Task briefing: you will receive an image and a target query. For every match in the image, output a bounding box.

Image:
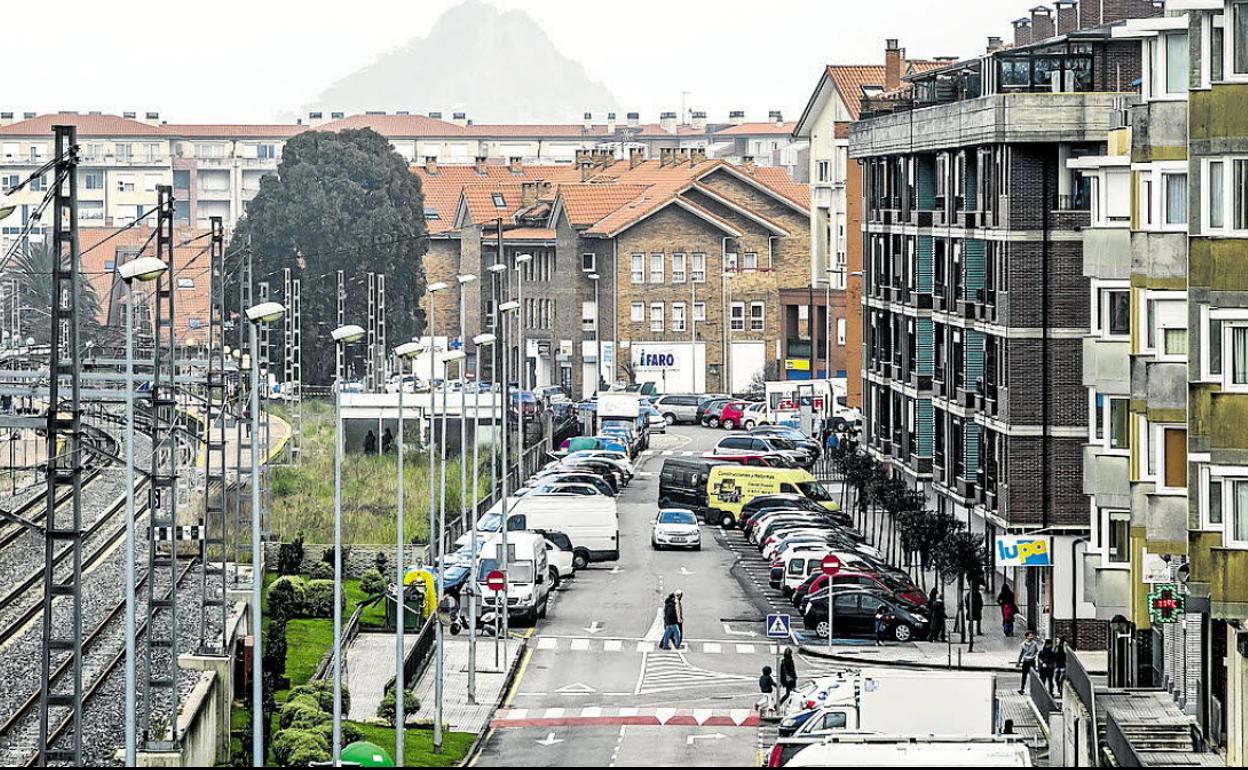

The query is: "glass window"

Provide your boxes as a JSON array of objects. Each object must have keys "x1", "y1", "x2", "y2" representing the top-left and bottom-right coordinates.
[
  {"x1": 1236, "y1": 2, "x2": 1248, "y2": 75},
  {"x1": 1230, "y1": 325, "x2": 1248, "y2": 388},
  {"x1": 1165, "y1": 32, "x2": 1190, "y2": 94},
  {"x1": 730, "y1": 303, "x2": 745, "y2": 332},
  {"x1": 691, "y1": 253, "x2": 706, "y2": 282},
  {"x1": 1211, "y1": 161, "x2": 1225, "y2": 229},
  {"x1": 1210, "y1": 478, "x2": 1224, "y2": 525},
  {"x1": 650, "y1": 303, "x2": 663, "y2": 332},
  {"x1": 649, "y1": 253, "x2": 664, "y2": 283},
  {"x1": 1211, "y1": 318, "x2": 1224, "y2": 376},
  {"x1": 1213, "y1": 23, "x2": 1226, "y2": 82},
  {"x1": 631, "y1": 254, "x2": 644, "y2": 284},
  {"x1": 581, "y1": 253, "x2": 595, "y2": 272},
  {"x1": 1104, "y1": 289, "x2": 1130, "y2": 337},
  {"x1": 1164, "y1": 328, "x2": 1188, "y2": 357},
  {"x1": 750, "y1": 302, "x2": 765, "y2": 332},
  {"x1": 672, "y1": 253, "x2": 686, "y2": 283},
  {"x1": 631, "y1": 302, "x2": 644, "y2": 322},
  {"x1": 1164, "y1": 173, "x2": 1187, "y2": 225},
  {"x1": 1235, "y1": 160, "x2": 1248, "y2": 230},
  {"x1": 693, "y1": 302, "x2": 706, "y2": 321},
  {"x1": 1107, "y1": 510, "x2": 1130, "y2": 563},
  {"x1": 1235, "y1": 480, "x2": 1248, "y2": 542},
  {"x1": 672, "y1": 302, "x2": 686, "y2": 332},
  {"x1": 1110, "y1": 397, "x2": 1130, "y2": 450},
  {"x1": 742, "y1": 253, "x2": 758, "y2": 271}
]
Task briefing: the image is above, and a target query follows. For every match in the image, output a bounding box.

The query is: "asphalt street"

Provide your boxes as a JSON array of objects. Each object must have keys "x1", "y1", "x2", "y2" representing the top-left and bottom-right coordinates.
[{"x1": 472, "y1": 424, "x2": 829, "y2": 767}]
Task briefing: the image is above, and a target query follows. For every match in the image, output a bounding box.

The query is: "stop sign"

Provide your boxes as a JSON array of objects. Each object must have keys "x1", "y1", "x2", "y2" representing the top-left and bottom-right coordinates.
[
  {"x1": 485, "y1": 569, "x2": 507, "y2": 593},
  {"x1": 821, "y1": 555, "x2": 842, "y2": 576}
]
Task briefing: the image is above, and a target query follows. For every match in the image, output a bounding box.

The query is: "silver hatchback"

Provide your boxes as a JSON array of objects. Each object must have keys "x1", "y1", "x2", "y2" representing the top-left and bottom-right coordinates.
[{"x1": 653, "y1": 394, "x2": 704, "y2": 425}]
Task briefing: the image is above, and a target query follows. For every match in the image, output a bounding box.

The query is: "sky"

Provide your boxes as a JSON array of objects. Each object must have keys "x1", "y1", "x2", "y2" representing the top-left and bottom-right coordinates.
[{"x1": 16, "y1": 0, "x2": 1021, "y2": 124}]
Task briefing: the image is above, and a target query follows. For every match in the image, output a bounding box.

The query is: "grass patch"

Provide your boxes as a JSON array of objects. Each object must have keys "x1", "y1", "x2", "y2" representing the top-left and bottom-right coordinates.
[
  {"x1": 268, "y1": 400, "x2": 493, "y2": 545},
  {"x1": 346, "y1": 723, "x2": 475, "y2": 767}
]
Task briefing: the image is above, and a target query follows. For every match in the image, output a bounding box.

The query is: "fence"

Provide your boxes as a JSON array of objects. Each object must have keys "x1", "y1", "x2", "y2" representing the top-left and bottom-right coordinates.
[
  {"x1": 1027, "y1": 667, "x2": 1059, "y2": 722},
  {"x1": 1104, "y1": 711, "x2": 1142, "y2": 767},
  {"x1": 311, "y1": 604, "x2": 364, "y2": 682}
]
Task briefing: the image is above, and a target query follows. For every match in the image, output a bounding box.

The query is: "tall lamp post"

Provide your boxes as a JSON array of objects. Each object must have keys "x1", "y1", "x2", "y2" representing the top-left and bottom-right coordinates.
[
  {"x1": 513, "y1": 254, "x2": 532, "y2": 472},
  {"x1": 456, "y1": 275, "x2": 478, "y2": 538},
  {"x1": 327, "y1": 323, "x2": 365, "y2": 764},
  {"x1": 486, "y1": 264, "x2": 507, "y2": 490},
  {"x1": 468, "y1": 332, "x2": 495, "y2": 703},
  {"x1": 588, "y1": 273, "x2": 601, "y2": 393},
  {"x1": 244, "y1": 300, "x2": 286, "y2": 768},
  {"x1": 116, "y1": 255, "x2": 168, "y2": 767},
  {"x1": 393, "y1": 339, "x2": 426, "y2": 761},
  {"x1": 496, "y1": 300, "x2": 521, "y2": 661},
  {"x1": 423, "y1": 281, "x2": 448, "y2": 754},
  {"x1": 722, "y1": 272, "x2": 736, "y2": 395}
]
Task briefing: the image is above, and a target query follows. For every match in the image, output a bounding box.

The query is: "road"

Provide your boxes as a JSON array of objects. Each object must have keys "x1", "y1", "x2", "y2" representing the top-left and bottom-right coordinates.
[{"x1": 473, "y1": 425, "x2": 834, "y2": 767}]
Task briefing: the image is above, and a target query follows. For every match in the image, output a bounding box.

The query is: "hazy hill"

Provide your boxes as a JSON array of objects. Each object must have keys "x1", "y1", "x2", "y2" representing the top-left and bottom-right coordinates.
[{"x1": 308, "y1": 0, "x2": 617, "y2": 123}]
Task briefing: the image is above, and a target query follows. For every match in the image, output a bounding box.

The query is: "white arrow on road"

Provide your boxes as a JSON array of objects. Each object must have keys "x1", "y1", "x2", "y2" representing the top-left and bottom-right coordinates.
[
  {"x1": 584, "y1": 621, "x2": 604, "y2": 634},
  {"x1": 556, "y1": 681, "x2": 597, "y2": 694},
  {"x1": 722, "y1": 622, "x2": 758, "y2": 637},
  {"x1": 536, "y1": 733, "x2": 564, "y2": 747},
  {"x1": 687, "y1": 733, "x2": 727, "y2": 745},
  {"x1": 679, "y1": 566, "x2": 695, "y2": 576}
]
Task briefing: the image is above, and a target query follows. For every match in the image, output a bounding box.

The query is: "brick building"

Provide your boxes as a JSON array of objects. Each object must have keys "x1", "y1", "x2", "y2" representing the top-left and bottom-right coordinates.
[
  {"x1": 413, "y1": 151, "x2": 809, "y2": 397},
  {"x1": 850, "y1": 16, "x2": 1145, "y2": 641}
]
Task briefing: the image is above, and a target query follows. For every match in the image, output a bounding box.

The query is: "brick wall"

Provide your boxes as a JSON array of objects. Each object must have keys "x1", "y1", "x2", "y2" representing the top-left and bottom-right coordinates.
[
  {"x1": 1052, "y1": 618, "x2": 1112, "y2": 651},
  {"x1": 846, "y1": 156, "x2": 866, "y2": 408},
  {"x1": 1096, "y1": 43, "x2": 1144, "y2": 92},
  {"x1": 1005, "y1": 240, "x2": 1091, "y2": 331},
  {"x1": 1032, "y1": 9, "x2": 1056, "y2": 42},
  {"x1": 1102, "y1": 0, "x2": 1163, "y2": 24},
  {"x1": 1003, "y1": 434, "x2": 1088, "y2": 527},
  {"x1": 1004, "y1": 338, "x2": 1086, "y2": 427}
]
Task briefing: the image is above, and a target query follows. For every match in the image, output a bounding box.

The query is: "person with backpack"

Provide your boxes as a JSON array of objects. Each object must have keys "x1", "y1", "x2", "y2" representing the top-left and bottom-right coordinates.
[{"x1": 997, "y1": 583, "x2": 1018, "y2": 637}]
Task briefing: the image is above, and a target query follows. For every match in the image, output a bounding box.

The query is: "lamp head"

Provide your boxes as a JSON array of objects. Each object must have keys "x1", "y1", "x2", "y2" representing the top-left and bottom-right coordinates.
[
  {"x1": 330, "y1": 324, "x2": 366, "y2": 343},
  {"x1": 499, "y1": 300, "x2": 520, "y2": 312},
  {"x1": 456, "y1": 273, "x2": 478, "y2": 285},
  {"x1": 443, "y1": 350, "x2": 467, "y2": 362},
  {"x1": 395, "y1": 341, "x2": 425, "y2": 358},
  {"x1": 587, "y1": 273, "x2": 600, "y2": 281},
  {"x1": 245, "y1": 301, "x2": 286, "y2": 324},
  {"x1": 472, "y1": 333, "x2": 496, "y2": 346},
  {"x1": 427, "y1": 281, "x2": 449, "y2": 293},
  {"x1": 117, "y1": 256, "x2": 168, "y2": 284},
  {"x1": 515, "y1": 253, "x2": 533, "y2": 264},
  {"x1": 487, "y1": 263, "x2": 508, "y2": 274}
]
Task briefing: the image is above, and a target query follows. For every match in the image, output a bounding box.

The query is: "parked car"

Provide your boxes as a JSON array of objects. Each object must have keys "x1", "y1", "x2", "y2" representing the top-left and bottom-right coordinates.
[
  {"x1": 653, "y1": 394, "x2": 704, "y2": 425},
  {"x1": 536, "y1": 530, "x2": 576, "y2": 586},
  {"x1": 740, "y1": 494, "x2": 855, "y2": 531},
  {"x1": 697, "y1": 397, "x2": 734, "y2": 426},
  {"x1": 750, "y1": 425, "x2": 822, "y2": 460},
  {"x1": 792, "y1": 570, "x2": 927, "y2": 613},
  {"x1": 742, "y1": 401, "x2": 769, "y2": 430},
  {"x1": 509, "y1": 390, "x2": 542, "y2": 417},
  {"x1": 711, "y1": 435, "x2": 809, "y2": 468},
  {"x1": 717, "y1": 400, "x2": 756, "y2": 431},
  {"x1": 642, "y1": 404, "x2": 667, "y2": 434},
  {"x1": 802, "y1": 589, "x2": 929, "y2": 641},
  {"x1": 525, "y1": 472, "x2": 616, "y2": 497},
  {"x1": 658, "y1": 456, "x2": 731, "y2": 511},
  {"x1": 651, "y1": 508, "x2": 702, "y2": 551},
  {"x1": 527, "y1": 482, "x2": 604, "y2": 497}
]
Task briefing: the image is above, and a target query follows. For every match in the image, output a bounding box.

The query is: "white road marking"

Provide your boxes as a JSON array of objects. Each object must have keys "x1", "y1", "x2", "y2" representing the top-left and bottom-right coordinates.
[
  {"x1": 536, "y1": 732, "x2": 564, "y2": 747},
  {"x1": 570, "y1": 638, "x2": 590, "y2": 651},
  {"x1": 603, "y1": 639, "x2": 623, "y2": 652},
  {"x1": 735, "y1": 644, "x2": 757, "y2": 655},
  {"x1": 537, "y1": 637, "x2": 559, "y2": 650},
  {"x1": 702, "y1": 642, "x2": 722, "y2": 654}
]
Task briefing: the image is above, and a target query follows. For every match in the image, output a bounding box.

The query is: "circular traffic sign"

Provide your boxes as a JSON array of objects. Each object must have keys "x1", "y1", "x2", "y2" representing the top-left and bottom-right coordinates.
[
  {"x1": 821, "y1": 554, "x2": 842, "y2": 576},
  {"x1": 485, "y1": 569, "x2": 507, "y2": 593}
]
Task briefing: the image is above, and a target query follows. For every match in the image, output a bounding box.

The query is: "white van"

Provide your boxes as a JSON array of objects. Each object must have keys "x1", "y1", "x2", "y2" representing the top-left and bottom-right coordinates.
[
  {"x1": 778, "y1": 549, "x2": 872, "y2": 594},
  {"x1": 506, "y1": 494, "x2": 619, "y2": 569},
  {"x1": 476, "y1": 531, "x2": 551, "y2": 625}
]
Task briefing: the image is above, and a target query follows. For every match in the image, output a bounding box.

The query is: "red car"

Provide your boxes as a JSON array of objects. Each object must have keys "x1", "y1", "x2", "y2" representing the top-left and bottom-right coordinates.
[
  {"x1": 793, "y1": 570, "x2": 928, "y2": 612},
  {"x1": 717, "y1": 401, "x2": 754, "y2": 430}
]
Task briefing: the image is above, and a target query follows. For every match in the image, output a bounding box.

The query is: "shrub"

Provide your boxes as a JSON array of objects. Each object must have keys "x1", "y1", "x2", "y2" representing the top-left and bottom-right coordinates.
[
  {"x1": 307, "y1": 561, "x2": 333, "y2": 581},
  {"x1": 287, "y1": 679, "x2": 350, "y2": 716},
  {"x1": 377, "y1": 682, "x2": 421, "y2": 727},
  {"x1": 264, "y1": 617, "x2": 288, "y2": 681},
  {"x1": 267, "y1": 576, "x2": 306, "y2": 623},
  {"x1": 359, "y1": 568, "x2": 387, "y2": 599},
  {"x1": 271, "y1": 728, "x2": 328, "y2": 767},
  {"x1": 302, "y1": 579, "x2": 341, "y2": 618},
  {"x1": 277, "y1": 695, "x2": 324, "y2": 731},
  {"x1": 275, "y1": 536, "x2": 305, "y2": 576},
  {"x1": 310, "y1": 720, "x2": 363, "y2": 747}
]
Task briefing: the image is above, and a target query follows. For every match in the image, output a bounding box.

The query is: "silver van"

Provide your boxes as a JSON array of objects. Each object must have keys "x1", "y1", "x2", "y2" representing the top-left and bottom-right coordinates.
[{"x1": 653, "y1": 394, "x2": 704, "y2": 425}]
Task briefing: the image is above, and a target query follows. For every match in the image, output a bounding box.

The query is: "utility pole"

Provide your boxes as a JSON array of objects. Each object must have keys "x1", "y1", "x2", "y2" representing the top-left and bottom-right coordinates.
[
  {"x1": 366, "y1": 272, "x2": 378, "y2": 392},
  {"x1": 200, "y1": 216, "x2": 228, "y2": 653},
  {"x1": 38, "y1": 123, "x2": 85, "y2": 765},
  {"x1": 233, "y1": 252, "x2": 252, "y2": 574}
]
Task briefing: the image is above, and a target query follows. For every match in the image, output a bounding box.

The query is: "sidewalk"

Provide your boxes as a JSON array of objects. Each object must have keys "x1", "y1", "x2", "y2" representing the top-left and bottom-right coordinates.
[
  {"x1": 409, "y1": 635, "x2": 524, "y2": 734},
  {"x1": 344, "y1": 632, "x2": 417, "y2": 721}
]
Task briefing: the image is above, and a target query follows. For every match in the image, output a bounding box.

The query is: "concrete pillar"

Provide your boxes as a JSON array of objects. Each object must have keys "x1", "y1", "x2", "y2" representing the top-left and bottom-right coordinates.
[
  {"x1": 181, "y1": 653, "x2": 235, "y2": 761},
  {"x1": 1230, "y1": 625, "x2": 1247, "y2": 767}
]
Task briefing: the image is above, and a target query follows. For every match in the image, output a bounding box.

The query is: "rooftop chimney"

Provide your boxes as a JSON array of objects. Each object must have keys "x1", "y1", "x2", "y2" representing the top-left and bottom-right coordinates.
[
  {"x1": 768, "y1": 110, "x2": 783, "y2": 126},
  {"x1": 1013, "y1": 18, "x2": 1032, "y2": 48},
  {"x1": 429, "y1": 111, "x2": 443, "y2": 119},
  {"x1": 575, "y1": 149, "x2": 593, "y2": 166},
  {"x1": 660, "y1": 147, "x2": 676, "y2": 167},
  {"x1": 673, "y1": 148, "x2": 690, "y2": 165},
  {"x1": 884, "y1": 39, "x2": 904, "y2": 92},
  {"x1": 728, "y1": 110, "x2": 746, "y2": 125},
  {"x1": 521, "y1": 180, "x2": 539, "y2": 207},
  {"x1": 627, "y1": 111, "x2": 640, "y2": 129},
  {"x1": 741, "y1": 155, "x2": 756, "y2": 173},
  {"x1": 690, "y1": 147, "x2": 707, "y2": 165},
  {"x1": 144, "y1": 111, "x2": 160, "y2": 126},
  {"x1": 691, "y1": 111, "x2": 707, "y2": 131},
  {"x1": 331, "y1": 111, "x2": 344, "y2": 119},
  {"x1": 424, "y1": 156, "x2": 439, "y2": 175},
  {"x1": 1079, "y1": 0, "x2": 1100, "y2": 30},
  {"x1": 583, "y1": 111, "x2": 594, "y2": 131},
  {"x1": 473, "y1": 156, "x2": 488, "y2": 174},
  {"x1": 986, "y1": 35, "x2": 1005, "y2": 53},
  {"x1": 1054, "y1": 0, "x2": 1079, "y2": 35},
  {"x1": 607, "y1": 112, "x2": 617, "y2": 133},
  {"x1": 452, "y1": 112, "x2": 468, "y2": 127},
  {"x1": 0, "y1": 112, "x2": 12, "y2": 127},
  {"x1": 1030, "y1": 6, "x2": 1055, "y2": 41},
  {"x1": 659, "y1": 111, "x2": 678, "y2": 134},
  {"x1": 508, "y1": 156, "x2": 523, "y2": 174},
  {"x1": 22, "y1": 112, "x2": 34, "y2": 121},
  {"x1": 308, "y1": 111, "x2": 328, "y2": 126},
  {"x1": 123, "y1": 111, "x2": 137, "y2": 120},
  {"x1": 629, "y1": 147, "x2": 645, "y2": 169},
  {"x1": 579, "y1": 159, "x2": 594, "y2": 182}
]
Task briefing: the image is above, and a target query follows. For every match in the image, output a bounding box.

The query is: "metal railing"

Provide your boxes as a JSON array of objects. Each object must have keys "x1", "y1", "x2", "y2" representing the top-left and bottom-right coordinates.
[
  {"x1": 312, "y1": 604, "x2": 363, "y2": 682},
  {"x1": 1027, "y1": 667, "x2": 1059, "y2": 722},
  {"x1": 1104, "y1": 711, "x2": 1143, "y2": 768}
]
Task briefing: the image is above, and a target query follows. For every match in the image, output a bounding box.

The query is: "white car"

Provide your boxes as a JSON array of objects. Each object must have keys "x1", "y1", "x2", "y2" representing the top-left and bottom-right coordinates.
[
  {"x1": 542, "y1": 533, "x2": 576, "y2": 586},
  {"x1": 528, "y1": 482, "x2": 603, "y2": 497},
  {"x1": 651, "y1": 508, "x2": 702, "y2": 551}
]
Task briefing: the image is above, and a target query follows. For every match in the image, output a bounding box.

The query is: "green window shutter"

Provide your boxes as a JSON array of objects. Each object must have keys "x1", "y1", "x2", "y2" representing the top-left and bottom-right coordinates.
[
  {"x1": 964, "y1": 421, "x2": 980, "y2": 476},
  {"x1": 964, "y1": 330, "x2": 985, "y2": 385},
  {"x1": 917, "y1": 235, "x2": 934, "y2": 293},
  {"x1": 917, "y1": 318, "x2": 934, "y2": 376},
  {"x1": 963, "y1": 238, "x2": 986, "y2": 300},
  {"x1": 917, "y1": 399, "x2": 934, "y2": 457}
]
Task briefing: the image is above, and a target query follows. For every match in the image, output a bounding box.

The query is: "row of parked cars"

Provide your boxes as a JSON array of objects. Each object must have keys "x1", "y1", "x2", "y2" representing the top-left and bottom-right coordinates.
[{"x1": 650, "y1": 393, "x2": 772, "y2": 431}]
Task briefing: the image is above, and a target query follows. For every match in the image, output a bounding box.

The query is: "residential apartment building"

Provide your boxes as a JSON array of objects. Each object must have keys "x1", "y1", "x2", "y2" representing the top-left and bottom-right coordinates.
[
  {"x1": 850, "y1": 16, "x2": 1147, "y2": 644},
  {"x1": 414, "y1": 151, "x2": 810, "y2": 398},
  {"x1": 792, "y1": 42, "x2": 943, "y2": 400}
]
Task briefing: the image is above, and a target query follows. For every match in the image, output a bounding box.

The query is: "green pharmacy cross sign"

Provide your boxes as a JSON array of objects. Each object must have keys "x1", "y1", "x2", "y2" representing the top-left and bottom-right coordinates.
[{"x1": 1147, "y1": 583, "x2": 1185, "y2": 625}]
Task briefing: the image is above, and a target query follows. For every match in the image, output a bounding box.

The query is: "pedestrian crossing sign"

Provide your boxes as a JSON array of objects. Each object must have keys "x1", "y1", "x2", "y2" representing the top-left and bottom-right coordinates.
[{"x1": 766, "y1": 614, "x2": 791, "y2": 639}]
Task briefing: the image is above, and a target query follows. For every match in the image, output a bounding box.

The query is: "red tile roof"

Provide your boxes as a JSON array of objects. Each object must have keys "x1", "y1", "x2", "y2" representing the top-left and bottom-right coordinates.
[
  {"x1": 712, "y1": 121, "x2": 799, "y2": 136},
  {"x1": 0, "y1": 113, "x2": 166, "y2": 137},
  {"x1": 558, "y1": 184, "x2": 651, "y2": 227},
  {"x1": 161, "y1": 124, "x2": 307, "y2": 138},
  {"x1": 823, "y1": 60, "x2": 944, "y2": 121}
]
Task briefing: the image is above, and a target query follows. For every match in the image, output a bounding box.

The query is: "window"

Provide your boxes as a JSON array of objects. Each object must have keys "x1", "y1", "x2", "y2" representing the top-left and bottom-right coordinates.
[
  {"x1": 1225, "y1": 322, "x2": 1248, "y2": 392},
  {"x1": 423, "y1": 206, "x2": 440, "y2": 221},
  {"x1": 749, "y1": 302, "x2": 765, "y2": 332},
  {"x1": 117, "y1": 175, "x2": 136, "y2": 193},
  {"x1": 816, "y1": 160, "x2": 831, "y2": 183},
  {"x1": 1161, "y1": 426, "x2": 1188, "y2": 490},
  {"x1": 742, "y1": 252, "x2": 758, "y2": 271},
  {"x1": 672, "y1": 302, "x2": 686, "y2": 332},
  {"x1": 630, "y1": 302, "x2": 644, "y2": 322},
  {"x1": 1208, "y1": 474, "x2": 1225, "y2": 528},
  {"x1": 671, "y1": 253, "x2": 686, "y2": 283},
  {"x1": 82, "y1": 170, "x2": 103, "y2": 190},
  {"x1": 177, "y1": 277, "x2": 194, "y2": 289},
  {"x1": 1233, "y1": 479, "x2": 1248, "y2": 544},
  {"x1": 730, "y1": 302, "x2": 745, "y2": 332},
  {"x1": 693, "y1": 302, "x2": 706, "y2": 321},
  {"x1": 581, "y1": 252, "x2": 595, "y2": 272},
  {"x1": 1165, "y1": 32, "x2": 1190, "y2": 95},
  {"x1": 115, "y1": 143, "x2": 133, "y2": 162},
  {"x1": 691, "y1": 253, "x2": 706, "y2": 282},
  {"x1": 1164, "y1": 173, "x2": 1187, "y2": 225},
  {"x1": 1206, "y1": 157, "x2": 1248, "y2": 232},
  {"x1": 725, "y1": 251, "x2": 737, "y2": 271},
  {"x1": 649, "y1": 253, "x2": 664, "y2": 283},
  {"x1": 1094, "y1": 284, "x2": 1131, "y2": 339},
  {"x1": 1105, "y1": 509, "x2": 1130, "y2": 564},
  {"x1": 492, "y1": 193, "x2": 506, "y2": 207},
  {"x1": 29, "y1": 174, "x2": 45, "y2": 192},
  {"x1": 1091, "y1": 394, "x2": 1131, "y2": 451},
  {"x1": 582, "y1": 301, "x2": 596, "y2": 332},
  {"x1": 1210, "y1": 160, "x2": 1225, "y2": 229},
  {"x1": 256, "y1": 144, "x2": 276, "y2": 160},
  {"x1": 631, "y1": 253, "x2": 644, "y2": 284},
  {"x1": 1142, "y1": 294, "x2": 1187, "y2": 361},
  {"x1": 1141, "y1": 178, "x2": 1154, "y2": 226},
  {"x1": 837, "y1": 318, "x2": 847, "y2": 346},
  {"x1": 1235, "y1": 1, "x2": 1248, "y2": 76},
  {"x1": 650, "y1": 303, "x2": 664, "y2": 332}
]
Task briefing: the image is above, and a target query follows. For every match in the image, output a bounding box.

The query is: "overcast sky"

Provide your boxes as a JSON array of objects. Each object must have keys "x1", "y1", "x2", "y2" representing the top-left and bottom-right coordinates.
[{"x1": 20, "y1": 0, "x2": 1019, "y2": 124}]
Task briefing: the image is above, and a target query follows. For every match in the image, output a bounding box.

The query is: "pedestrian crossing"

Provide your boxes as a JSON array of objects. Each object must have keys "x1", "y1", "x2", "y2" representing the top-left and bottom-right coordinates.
[
  {"x1": 532, "y1": 635, "x2": 782, "y2": 656},
  {"x1": 492, "y1": 706, "x2": 761, "y2": 728}
]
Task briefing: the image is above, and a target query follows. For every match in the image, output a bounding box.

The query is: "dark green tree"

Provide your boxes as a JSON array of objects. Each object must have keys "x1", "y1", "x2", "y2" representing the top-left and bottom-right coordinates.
[
  {"x1": 229, "y1": 129, "x2": 429, "y2": 384},
  {"x1": 7, "y1": 241, "x2": 102, "y2": 345},
  {"x1": 932, "y1": 531, "x2": 987, "y2": 648}
]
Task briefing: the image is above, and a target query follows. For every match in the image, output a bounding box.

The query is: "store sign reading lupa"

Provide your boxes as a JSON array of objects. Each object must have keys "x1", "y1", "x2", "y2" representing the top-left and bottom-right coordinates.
[{"x1": 994, "y1": 535, "x2": 1053, "y2": 567}]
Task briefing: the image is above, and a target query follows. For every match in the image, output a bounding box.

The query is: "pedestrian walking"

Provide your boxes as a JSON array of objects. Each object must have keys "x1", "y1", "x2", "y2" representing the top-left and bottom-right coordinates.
[
  {"x1": 997, "y1": 583, "x2": 1017, "y2": 637},
  {"x1": 673, "y1": 589, "x2": 685, "y2": 649},
  {"x1": 363, "y1": 429, "x2": 378, "y2": 455},
  {"x1": 660, "y1": 593, "x2": 680, "y2": 650},
  {"x1": 874, "y1": 605, "x2": 891, "y2": 646},
  {"x1": 1016, "y1": 632, "x2": 1040, "y2": 694},
  {"x1": 779, "y1": 649, "x2": 798, "y2": 702},
  {"x1": 757, "y1": 665, "x2": 778, "y2": 714},
  {"x1": 928, "y1": 594, "x2": 947, "y2": 642},
  {"x1": 381, "y1": 427, "x2": 394, "y2": 454},
  {"x1": 1054, "y1": 636, "x2": 1069, "y2": 689},
  {"x1": 1038, "y1": 638, "x2": 1056, "y2": 695},
  {"x1": 969, "y1": 586, "x2": 985, "y2": 636}
]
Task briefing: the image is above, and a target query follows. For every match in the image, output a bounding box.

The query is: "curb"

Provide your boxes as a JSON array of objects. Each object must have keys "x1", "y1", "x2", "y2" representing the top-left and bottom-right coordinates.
[
  {"x1": 798, "y1": 644, "x2": 1018, "y2": 674},
  {"x1": 461, "y1": 636, "x2": 531, "y2": 767}
]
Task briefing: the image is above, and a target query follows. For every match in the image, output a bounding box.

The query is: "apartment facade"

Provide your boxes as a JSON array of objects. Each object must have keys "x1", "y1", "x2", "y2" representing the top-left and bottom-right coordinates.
[{"x1": 851, "y1": 23, "x2": 1145, "y2": 641}]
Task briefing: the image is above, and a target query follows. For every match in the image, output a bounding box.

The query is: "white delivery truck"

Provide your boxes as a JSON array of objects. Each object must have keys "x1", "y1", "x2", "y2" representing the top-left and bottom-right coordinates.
[
  {"x1": 596, "y1": 391, "x2": 648, "y2": 454},
  {"x1": 763, "y1": 379, "x2": 861, "y2": 432},
  {"x1": 475, "y1": 531, "x2": 551, "y2": 625},
  {"x1": 782, "y1": 736, "x2": 1032, "y2": 767},
  {"x1": 505, "y1": 493, "x2": 619, "y2": 569}
]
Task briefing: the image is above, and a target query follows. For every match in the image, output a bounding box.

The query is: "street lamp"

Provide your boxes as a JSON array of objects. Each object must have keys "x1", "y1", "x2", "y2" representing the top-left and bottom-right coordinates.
[
  {"x1": 721, "y1": 272, "x2": 736, "y2": 395},
  {"x1": 587, "y1": 273, "x2": 601, "y2": 395},
  {"x1": 245, "y1": 299, "x2": 286, "y2": 768},
  {"x1": 326, "y1": 322, "x2": 364, "y2": 765},
  {"x1": 115, "y1": 255, "x2": 167, "y2": 767},
  {"x1": 468, "y1": 332, "x2": 495, "y2": 703},
  {"x1": 455, "y1": 274, "x2": 477, "y2": 538},
  {"x1": 486, "y1": 264, "x2": 508, "y2": 509},
  {"x1": 496, "y1": 300, "x2": 520, "y2": 663},
  {"x1": 423, "y1": 281, "x2": 449, "y2": 754},
  {"x1": 392, "y1": 338, "x2": 424, "y2": 761}
]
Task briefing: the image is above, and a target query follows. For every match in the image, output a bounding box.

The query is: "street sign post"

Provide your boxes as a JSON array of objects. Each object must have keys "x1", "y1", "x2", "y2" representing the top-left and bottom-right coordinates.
[
  {"x1": 821, "y1": 555, "x2": 841, "y2": 650},
  {"x1": 765, "y1": 614, "x2": 791, "y2": 699},
  {"x1": 485, "y1": 570, "x2": 506, "y2": 593}
]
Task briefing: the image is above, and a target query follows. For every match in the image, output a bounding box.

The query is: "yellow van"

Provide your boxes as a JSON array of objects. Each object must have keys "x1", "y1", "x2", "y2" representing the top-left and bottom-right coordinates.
[{"x1": 706, "y1": 466, "x2": 840, "y2": 528}]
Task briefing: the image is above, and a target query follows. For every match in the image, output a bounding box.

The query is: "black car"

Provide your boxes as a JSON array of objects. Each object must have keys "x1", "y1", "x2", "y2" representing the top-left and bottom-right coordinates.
[
  {"x1": 545, "y1": 461, "x2": 620, "y2": 493},
  {"x1": 658, "y1": 456, "x2": 731, "y2": 513},
  {"x1": 802, "y1": 588, "x2": 929, "y2": 642},
  {"x1": 749, "y1": 426, "x2": 822, "y2": 460},
  {"x1": 740, "y1": 494, "x2": 853, "y2": 530},
  {"x1": 527, "y1": 472, "x2": 616, "y2": 497}
]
